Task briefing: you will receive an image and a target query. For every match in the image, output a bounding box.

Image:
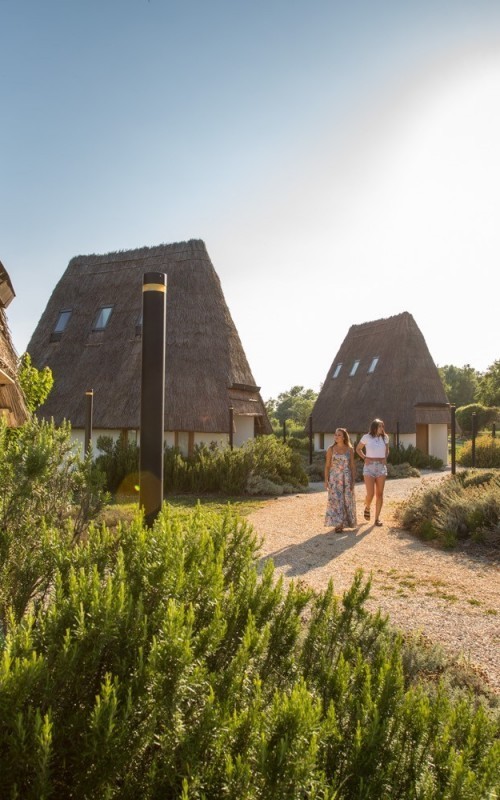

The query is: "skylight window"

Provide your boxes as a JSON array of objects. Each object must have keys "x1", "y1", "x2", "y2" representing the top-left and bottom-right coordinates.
[
  {"x1": 53, "y1": 309, "x2": 72, "y2": 333},
  {"x1": 93, "y1": 306, "x2": 113, "y2": 331},
  {"x1": 349, "y1": 360, "x2": 360, "y2": 376},
  {"x1": 332, "y1": 363, "x2": 342, "y2": 378},
  {"x1": 368, "y1": 357, "x2": 379, "y2": 373}
]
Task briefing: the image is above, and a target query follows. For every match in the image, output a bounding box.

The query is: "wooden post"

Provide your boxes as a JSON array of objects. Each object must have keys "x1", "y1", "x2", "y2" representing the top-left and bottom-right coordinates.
[
  {"x1": 229, "y1": 406, "x2": 234, "y2": 450},
  {"x1": 492, "y1": 423, "x2": 496, "y2": 439},
  {"x1": 471, "y1": 412, "x2": 477, "y2": 468},
  {"x1": 450, "y1": 404, "x2": 456, "y2": 475},
  {"x1": 308, "y1": 415, "x2": 313, "y2": 465},
  {"x1": 396, "y1": 420, "x2": 400, "y2": 449},
  {"x1": 140, "y1": 272, "x2": 166, "y2": 527},
  {"x1": 283, "y1": 420, "x2": 287, "y2": 443},
  {"x1": 84, "y1": 389, "x2": 93, "y2": 454}
]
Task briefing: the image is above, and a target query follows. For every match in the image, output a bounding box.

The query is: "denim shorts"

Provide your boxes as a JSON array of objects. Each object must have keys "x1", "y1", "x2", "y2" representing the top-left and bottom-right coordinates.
[{"x1": 363, "y1": 462, "x2": 387, "y2": 478}]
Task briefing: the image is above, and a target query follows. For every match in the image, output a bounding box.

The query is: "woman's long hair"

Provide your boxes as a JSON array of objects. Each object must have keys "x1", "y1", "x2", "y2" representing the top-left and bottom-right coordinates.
[
  {"x1": 335, "y1": 427, "x2": 352, "y2": 447},
  {"x1": 369, "y1": 418, "x2": 385, "y2": 437}
]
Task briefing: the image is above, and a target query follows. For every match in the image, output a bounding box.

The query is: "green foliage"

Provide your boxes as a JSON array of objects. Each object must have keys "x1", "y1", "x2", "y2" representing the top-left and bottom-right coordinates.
[
  {"x1": 438, "y1": 364, "x2": 480, "y2": 407},
  {"x1": 458, "y1": 434, "x2": 500, "y2": 468},
  {"x1": 163, "y1": 436, "x2": 308, "y2": 496},
  {"x1": 266, "y1": 385, "x2": 318, "y2": 426},
  {"x1": 456, "y1": 403, "x2": 500, "y2": 434},
  {"x1": 396, "y1": 470, "x2": 500, "y2": 547},
  {"x1": 0, "y1": 417, "x2": 109, "y2": 626},
  {"x1": 475, "y1": 359, "x2": 500, "y2": 407},
  {"x1": 388, "y1": 443, "x2": 443, "y2": 470},
  {"x1": 95, "y1": 435, "x2": 140, "y2": 494},
  {"x1": 1, "y1": 503, "x2": 498, "y2": 798},
  {"x1": 18, "y1": 352, "x2": 54, "y2": 413}
]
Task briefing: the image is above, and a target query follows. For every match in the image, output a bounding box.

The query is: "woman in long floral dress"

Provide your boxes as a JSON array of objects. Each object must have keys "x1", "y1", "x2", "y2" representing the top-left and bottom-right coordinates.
[{"x1": 324, "y1": 428, "x2": 357, "y2": 532}]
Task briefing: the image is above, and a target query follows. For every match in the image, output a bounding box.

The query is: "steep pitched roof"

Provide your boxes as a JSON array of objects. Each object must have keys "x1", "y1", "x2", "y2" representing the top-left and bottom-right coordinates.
[
  {"x1": 0, "y1": 260, "x2": 29, "y2": 426},
  {"x1": 311, "y1": 311, "x2": 450, "y2": 433},
  {"x1": 27, "y1": 239, "x2": 271, "y2": 434}
]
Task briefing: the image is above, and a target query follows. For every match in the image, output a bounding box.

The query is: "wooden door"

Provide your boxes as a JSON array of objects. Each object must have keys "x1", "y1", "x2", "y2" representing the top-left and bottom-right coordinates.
[{"x1": 416, "y1": 424, "x2": 429, "y2": 454}]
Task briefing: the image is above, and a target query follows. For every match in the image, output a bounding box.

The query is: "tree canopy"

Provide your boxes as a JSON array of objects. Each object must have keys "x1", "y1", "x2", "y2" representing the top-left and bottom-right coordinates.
[
  {"x1": 438, "y1": 364, "x2": 480, "y2": 407},
  {"x1": 475, "y1": 359, "x2": 500, "y2": 407},
  {"x1": 266, "y1": 385, "x2": 318, "y2": 426}
]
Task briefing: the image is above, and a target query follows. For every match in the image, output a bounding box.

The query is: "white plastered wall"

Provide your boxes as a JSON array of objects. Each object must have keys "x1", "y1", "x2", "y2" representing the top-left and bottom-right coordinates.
[
  {"x1": 234, "y1": 414, "x2": 254, "y2": 448},
  {"x1": 429, "y1": 424, "x2": 448, "y2": 464},
  {"x1": 71, "y1": 428, "x2": 138, "y2": 458}
]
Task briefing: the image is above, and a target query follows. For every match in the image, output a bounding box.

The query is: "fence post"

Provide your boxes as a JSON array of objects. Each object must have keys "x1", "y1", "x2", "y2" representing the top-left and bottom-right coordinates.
[
  {"x1": 493, "y1": 423, "x2": 496, "y2": 439},
  {"x1": 471, "y1": 412, "x2": 477, "y2": 467},
  {"x1": 450, "y1": 404, "x2": 456, "y2": 475},
  {"x1": 396, "y1": 420, "x2": 400, "y2": 449},
  {"x1": 283, "y1": 420, "x2": 287, "y2": 443},
  {"x1": 308, "y1": 415, "x2": 313, "y2": 465}
]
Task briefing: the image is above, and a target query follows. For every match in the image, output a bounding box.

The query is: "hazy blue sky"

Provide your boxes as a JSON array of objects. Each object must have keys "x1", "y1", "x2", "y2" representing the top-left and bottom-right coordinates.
[{"x1": 2, "y1": 0, "x2": 499, "y2": 399}]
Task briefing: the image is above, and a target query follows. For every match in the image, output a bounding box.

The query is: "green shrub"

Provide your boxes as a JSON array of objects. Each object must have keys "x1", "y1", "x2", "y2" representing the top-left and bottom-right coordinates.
[
  {"x1": 389, "y1": 443, "x2": 443, "y2": 470},
  {"x1": 387, "y1": 462, "x2": 420, "y2": 479},
  {"x1": 1, "y1": 505, "x2": 498, "y2": 798},
  {"x1": 458, "y1": 434, "x2": 500, "y2": 468},
  {"x1": 163, "y1": 436, "x2": 308, "y2": 495},
  {"x1": 95, "y1": 435, "x2": 140, "y2": 494},
  {"x1": 396, "y1": 470, "x2": 500, "y2": 547},
  {"x1": 0, "y1": 417, "x2": 108, "y2": 626},
  {"x1": 456, "y1": 403, "x2": 500, "y2": 434}
]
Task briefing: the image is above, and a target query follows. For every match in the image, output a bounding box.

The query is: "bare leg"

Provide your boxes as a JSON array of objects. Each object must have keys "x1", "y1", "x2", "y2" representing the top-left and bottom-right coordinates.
[
  {"x1": 363, "y1": 475, "x2": 375, "y2": 514},
  {"x1": 374, "y1": 475, "x2": 386, "y2": 522}
]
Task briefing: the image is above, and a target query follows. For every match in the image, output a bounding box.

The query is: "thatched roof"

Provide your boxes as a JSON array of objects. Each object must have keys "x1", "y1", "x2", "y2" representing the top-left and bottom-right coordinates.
[
  {"x1": 311, "y1": 312, "x2": 450, "y2": 434},
  {"x1": 0, "y1": 260, "x2": 29, "y2": 426},
  {"x1": 27, "y1": 239, "x2": 271, "y2": 434}
]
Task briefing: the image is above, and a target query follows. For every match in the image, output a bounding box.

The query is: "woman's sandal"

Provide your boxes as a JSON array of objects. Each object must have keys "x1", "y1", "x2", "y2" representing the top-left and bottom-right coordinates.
[
  {"x1": 334, "y1": 525, "x2": 343, "y2": 533},
  {"x1": 374, "y1": 519, "x2": 383, "y2": 527},
  {"x1": 363, "y1": 507, "x2": 370, "y2": 520}
]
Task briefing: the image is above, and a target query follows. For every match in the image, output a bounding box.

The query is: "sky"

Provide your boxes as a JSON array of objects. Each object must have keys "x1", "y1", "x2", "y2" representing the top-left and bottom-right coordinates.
[{"x1": 1, "y1": 0, "x2": 499, "y2": 401}]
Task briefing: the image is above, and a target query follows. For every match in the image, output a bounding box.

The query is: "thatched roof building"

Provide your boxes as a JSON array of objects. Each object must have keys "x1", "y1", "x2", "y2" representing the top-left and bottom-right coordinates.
[
  {"x1": 312, "y1": 312, "x2": 450, "y2": 459},
  {"x1": 27, "y1": 239, "x2": 271, "y2": 450},
  {"x1": 0, "y1": 260, "x2": 29, "y2": 426}
]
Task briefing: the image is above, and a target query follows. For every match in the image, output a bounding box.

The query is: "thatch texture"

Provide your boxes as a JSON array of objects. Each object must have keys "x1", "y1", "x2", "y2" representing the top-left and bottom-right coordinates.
[
  {"x1": 0, "y1": 261, "x2": 29, "y2": 426},
  {"x1": 312, "y1": 312, "x2": 450, "y2": 434},
  {"x1": 27, "y1": 240, "x2": 271, "y2": 434}
]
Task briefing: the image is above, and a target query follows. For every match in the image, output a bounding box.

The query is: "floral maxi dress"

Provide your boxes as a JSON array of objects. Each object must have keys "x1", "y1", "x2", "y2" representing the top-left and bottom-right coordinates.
[{"x1": 324, "y1": 452, "x2": 357, "y2": 528}]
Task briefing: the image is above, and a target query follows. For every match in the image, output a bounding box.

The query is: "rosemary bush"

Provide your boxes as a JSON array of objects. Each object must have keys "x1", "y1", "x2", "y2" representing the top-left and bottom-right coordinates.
[{"x1": 1, "y1": 502, "x2": 499, "y2": 797}]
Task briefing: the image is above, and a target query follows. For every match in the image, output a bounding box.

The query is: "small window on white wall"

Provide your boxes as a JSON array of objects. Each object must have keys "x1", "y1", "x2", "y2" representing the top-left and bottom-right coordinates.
[
  {"x1": 332, "y1": 364, "x2": 342, "y2": 378},
  {"x1": 349, "y1": 360, "x2": 360, "y2": 376},
  {"x1": 368, "y1": 357, "x2": 379, "y2": 373}
]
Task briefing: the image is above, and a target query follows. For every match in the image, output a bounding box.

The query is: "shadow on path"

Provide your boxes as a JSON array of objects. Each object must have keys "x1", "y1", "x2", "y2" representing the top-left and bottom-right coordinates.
[{"x1": 259, "y1": 524, "x2": 373, "y2": 577}]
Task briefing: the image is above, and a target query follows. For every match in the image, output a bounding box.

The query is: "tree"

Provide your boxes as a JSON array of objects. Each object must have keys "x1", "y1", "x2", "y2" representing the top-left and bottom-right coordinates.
[
  {"x1": 18, "y1": 352, "x2": 54, "y2": 413},
  {"x1": 475, "y1": 359, "x2": 500, "y2": 407},
  {"x1": 438, "y1": 364, "x2": 480, "y2": 407},
  {"x1": 267, "y1": 385, "x2": 318, "y2": 426}
]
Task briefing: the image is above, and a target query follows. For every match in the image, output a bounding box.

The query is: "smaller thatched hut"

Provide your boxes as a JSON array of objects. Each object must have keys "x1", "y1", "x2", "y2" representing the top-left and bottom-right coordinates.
[
  {"x1": 27, "y1": 239, "x2": 271, "y2": 455},
  {"x1": 311, "y1": 312, "x2": 450, "y2": 463},
  {"x1": 0, "y1": 261, "x2": 29, "y2": 426}
]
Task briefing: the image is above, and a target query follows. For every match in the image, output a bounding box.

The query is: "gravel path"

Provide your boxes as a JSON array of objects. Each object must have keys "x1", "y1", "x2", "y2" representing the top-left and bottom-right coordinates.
[{"x1": 248, "y1": 472, "x2": 500, "y2": 695}]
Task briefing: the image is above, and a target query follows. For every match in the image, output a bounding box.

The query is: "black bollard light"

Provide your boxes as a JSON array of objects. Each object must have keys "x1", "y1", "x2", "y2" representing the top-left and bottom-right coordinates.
[
  {"x1": 450, "y1": 404, "x2": 456, "y2": 475},
  {"x1": 471, "y1": 412, "x2": 477, "y2": 468},
  {"x1": 84, "y1": 388, "x2": 93, "y2": 455},
  {"x1": 139, "y1": 272, "x2": 166, "y2": 527}
]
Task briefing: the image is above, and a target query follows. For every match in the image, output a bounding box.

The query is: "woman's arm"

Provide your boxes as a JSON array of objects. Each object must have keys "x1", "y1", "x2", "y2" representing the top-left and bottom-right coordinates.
[
  {"x1": 355, "y1": 439, "x2": 366, "y2": 460},
  {"x1": 349, "y1": 446, "x2": 356, "y2": 486},
  {"x1": 324, "y1": 446, "x2": 332, "y2": 487}
]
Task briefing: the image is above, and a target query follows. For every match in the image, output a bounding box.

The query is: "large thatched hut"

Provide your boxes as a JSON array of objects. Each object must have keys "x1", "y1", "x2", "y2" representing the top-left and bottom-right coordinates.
[
  {"x1": 0, "y1": 260, "x2": 29, "y2": 426},
  {"x1": 27, "y1": 239, "x2": 271, "y2": 455},
  {"x1": 311, "y1": 312, "x2": 450, "y2": 463}
]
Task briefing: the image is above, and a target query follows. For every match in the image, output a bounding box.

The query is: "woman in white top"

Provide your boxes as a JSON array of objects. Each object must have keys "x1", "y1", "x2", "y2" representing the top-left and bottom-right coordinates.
[{"x1": 355, "y1": 418, "x2": 389, "y2": 527}]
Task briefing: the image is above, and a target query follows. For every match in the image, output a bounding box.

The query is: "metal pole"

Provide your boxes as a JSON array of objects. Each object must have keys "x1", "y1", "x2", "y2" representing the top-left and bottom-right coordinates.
[
  {"x1": 84, "y1": 389, "x2": 93, "y2": 454},
  {"x1": 139, "y1": 272, "x2": 166, "y2": 527},
  {"x1": 471, "y1": 412, "x2": 477, "y2": 468},
  {"x1": 450, "y1": 404, "x2": 456, "y2": 475},
  {"x1": 229, "y1": 406, "x2": 234, "y2": 450},
  {"x1": 308, "y1": 415, "x2": 313, "y2": 465}
]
